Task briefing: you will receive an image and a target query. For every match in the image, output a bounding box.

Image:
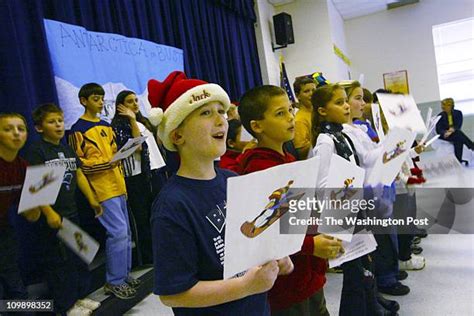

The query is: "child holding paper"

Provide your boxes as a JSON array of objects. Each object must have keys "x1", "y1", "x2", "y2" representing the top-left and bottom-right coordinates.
[
  {"x1": 312, "y1": 84, "x2": 382, "y2": 316},
  {"x1": 340, "y1": 81, "x2": 406, "y2": 312},
  {"x1": 26, "y1": 103, "x2": 102, "y2": 314},
  {"x1": 238, "y1": 85, "x2": 342, "y2": 316},
  {"x1": 0, "y1": 113, "x2": 41, "y2": 301},
  {"x1": 111, "y1": 90, "x2": 162, "y2": 264},
  {"x1": 69, "y1": 83, "x2": 139, "y2": 300},
  {"x1": 147, "y1": 71, "x2": 293, "y2": 315}
]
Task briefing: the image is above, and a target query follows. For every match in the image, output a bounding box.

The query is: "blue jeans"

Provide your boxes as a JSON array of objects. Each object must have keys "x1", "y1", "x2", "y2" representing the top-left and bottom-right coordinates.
[{"x1": 99, "y1": 195, "x2": 132, "y2": 285}]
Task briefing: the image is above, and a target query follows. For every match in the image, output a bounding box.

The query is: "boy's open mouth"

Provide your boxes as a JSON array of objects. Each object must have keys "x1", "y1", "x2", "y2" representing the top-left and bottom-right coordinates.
[{"x1": 212, "y1": 132, "x2": 225, "y2": 140}]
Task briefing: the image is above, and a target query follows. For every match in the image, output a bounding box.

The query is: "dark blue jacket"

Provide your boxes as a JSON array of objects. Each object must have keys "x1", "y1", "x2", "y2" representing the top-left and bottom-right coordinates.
[{"x1": 435, "y1": 109, "x2": 463, "y2": 138}]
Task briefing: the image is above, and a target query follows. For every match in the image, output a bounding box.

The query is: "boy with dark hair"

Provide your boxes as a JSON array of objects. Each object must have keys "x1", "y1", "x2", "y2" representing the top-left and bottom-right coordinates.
[
  {"x1": 0, "y1": 113, "x2": 41, "y2": 301},
  {"x1": 293, "y1": 77, "x2": 316, "y2": 159},
  {"x1": 237, "y1": 85, "x2": 342, "y2": 316},
  {"x1": 147, "y1": 71, "x2": 293, "y2": 315},
  {"x1": 69, "y1": 83, "x2": 138, "y2": 300},
  {"x1": 27, "y1": 103, "x2": 102, "y2": 314},
  {"x1": 219, "y1": 119, "x2": 246, "y2": 173}
]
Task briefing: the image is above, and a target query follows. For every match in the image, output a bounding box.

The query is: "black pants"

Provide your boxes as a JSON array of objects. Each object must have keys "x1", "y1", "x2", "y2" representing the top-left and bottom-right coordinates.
[
  {"x1": 0, "y1": 228, "x2": 27, "y2": 301},
  {"x1": 126, "y1": 173, "x2": 153, "y2": 264},
  {"x1": 37, "y1": 215, "x2": 90, "y2": 313},
  {"x1": 394, "y1": 193, "x2": 416, "y2": 261},
  {"x1": 443, "y1": 130, "x2": 474, "y2": 162}
]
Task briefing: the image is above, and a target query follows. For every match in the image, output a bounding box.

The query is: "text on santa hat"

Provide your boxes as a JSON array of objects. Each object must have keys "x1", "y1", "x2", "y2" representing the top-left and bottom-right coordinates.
[{"x1": 189, "y1": 90, "x2": 211, "y2": 104}]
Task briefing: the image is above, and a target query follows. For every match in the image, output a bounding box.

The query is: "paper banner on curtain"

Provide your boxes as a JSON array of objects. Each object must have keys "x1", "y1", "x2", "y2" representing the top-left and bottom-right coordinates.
[
  {"x1": 317, "y1": 154, "x2": 366, "y2": 242},
  {"x1": 111, "y1": 136, "x2": 148, "y2": 162},
  {"x1": 57, "y1": 218, "x2": 100, "y2": 264},
  {"x1": 366, "y1": 127, "x2": 416, "y2": 186},
  {"x1": 376, "y1": 93, "x2": 426, "y2": 134},
  {"x1": 224, "y1": 156, "x2": 320, "y2": 279},
  {"x1": 328, "y1": 229, "x2": 377, "y2": 268},
  {"x1": 371, "y1": 103, "x2": 385, "y2": 142},
  {"x1": 43, "y1": 19, "x2": 184, "y2": 129},
  {"x1": 18, "y1": 165, "x2": 67, "y2": 213}
]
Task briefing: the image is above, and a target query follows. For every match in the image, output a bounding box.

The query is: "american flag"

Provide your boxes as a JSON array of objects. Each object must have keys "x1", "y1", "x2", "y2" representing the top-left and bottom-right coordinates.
[{"x1": 280, "y1": 61, "x2": 295, "y2": 103}]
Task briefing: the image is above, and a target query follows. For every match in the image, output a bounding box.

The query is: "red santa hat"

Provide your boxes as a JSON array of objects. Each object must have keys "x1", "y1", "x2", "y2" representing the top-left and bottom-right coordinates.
[{"x1": 147, "y1": 71, "x2": 231, "y2": 151}]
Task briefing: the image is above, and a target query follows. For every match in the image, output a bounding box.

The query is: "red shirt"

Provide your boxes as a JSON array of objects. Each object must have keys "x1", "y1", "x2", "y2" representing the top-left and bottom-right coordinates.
[
  {"x1": 219, "y1": 150, "x2": 242, "y2": 173},
  {"x1": 0, "y1": 156, "x2": 27, "y2": 228},
  {"x1": 238, "y1": 147, "x2": 327, "y2": 311}
]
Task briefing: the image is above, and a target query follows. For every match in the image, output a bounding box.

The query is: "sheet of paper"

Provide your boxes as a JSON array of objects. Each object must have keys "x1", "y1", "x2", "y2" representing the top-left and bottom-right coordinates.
[
  {"x1": 420, "y1": 116, "x2": 441, "y2": 144},
  {"x1": 376, "y1": 93, "x2": 426, "y2": 134},
  {"x1": 424, "y1": 107, "x2": 432, "y2": 129},
  {"x1": 424, "y1": 134, "x2": 440, "y2": 147},
  {"x1": 111, "y1": 136, "x2": 148, "y2": 162},
  {"x1": 18, "y1": 165, "x2": 66, "y2": 213},
  {"x1": 371, "y1": 103, "x2": 385, "y2": 142},
  {"x1": 224, "y1": 156, "x2": 320, "y2": 279},
  {"x1": 57, "y1": 218, "x2": 100, "y2": 264},
  {"x1": 328, "y1": 229, "x2": 377, "y2": 268},
  {"x1": 318, "y1": 154, "x2": 366, "y2": 242},
  {"x1": 367, "y1": 127, "x2": 417, "y2": 186}
]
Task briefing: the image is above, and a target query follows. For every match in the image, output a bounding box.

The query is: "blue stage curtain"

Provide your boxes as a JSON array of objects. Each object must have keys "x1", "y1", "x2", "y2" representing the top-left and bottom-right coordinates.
[
  {"x1": 0, "y1": 0, "x2": 261, "y2": 282},
  {"x1": 0, "y1": 0, "x2": 262, "y2": 133}
]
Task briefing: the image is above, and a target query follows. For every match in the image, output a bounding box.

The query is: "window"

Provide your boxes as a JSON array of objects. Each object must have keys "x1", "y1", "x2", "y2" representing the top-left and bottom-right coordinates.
[{"x1": 433, "y1": 17, "x2": 474, "y2": 115}]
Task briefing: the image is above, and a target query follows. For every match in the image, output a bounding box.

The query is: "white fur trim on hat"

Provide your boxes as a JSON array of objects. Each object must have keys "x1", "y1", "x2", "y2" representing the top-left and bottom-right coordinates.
[
  {"x1": 158, "y1": 83, "x2": 231, "y2": 151},
  {"x1": 148, "y1": 107, "x2": 164, "y2": 127}
]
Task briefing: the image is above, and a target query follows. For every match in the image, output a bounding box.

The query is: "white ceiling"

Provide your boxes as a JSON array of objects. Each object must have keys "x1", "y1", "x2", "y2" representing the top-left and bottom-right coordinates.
[
  {"x1": 331, "y1": 0, "x2": 400, "y2": 20},
  {"x1": 267, "y1": 0, "x2": 407, "y2": 21}
]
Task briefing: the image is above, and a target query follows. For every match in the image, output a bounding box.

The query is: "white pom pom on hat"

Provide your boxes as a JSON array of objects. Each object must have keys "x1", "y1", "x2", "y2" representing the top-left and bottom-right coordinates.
[
  {"x1": 148, "y1": 107, "x2": 164, "y2": 127},
  {"x1": 147, "y1": 71, "x2": 231, "y2": 152}
]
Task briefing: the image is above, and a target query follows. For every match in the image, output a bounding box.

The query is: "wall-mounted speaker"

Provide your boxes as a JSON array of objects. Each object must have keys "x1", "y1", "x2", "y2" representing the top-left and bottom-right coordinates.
[{"x1": 273, "y1": 12, "x2": 294, "y2": 46}]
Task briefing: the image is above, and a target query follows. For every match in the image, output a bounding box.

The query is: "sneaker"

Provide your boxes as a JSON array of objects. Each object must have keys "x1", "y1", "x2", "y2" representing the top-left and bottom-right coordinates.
[
  {"x1": 378, "y1": 282, "x2": 410, "y2": 296},
  {"x1": 377, "y1": 294, "x2": 400, "y2": 312},
  {"x1": 126, "y1": 276, "x2": 142, "y2": 289},
  {"x1": 407, "y1": 176, "x2": 424, "y2": 185},
  {"x1": 412, "y1": 236, "x2": 422, "y2": 244},
  {"x1": 67, "y1": 304, "x2": 92, "y2": 316},
  {"x1": 396, "y1": 270, "x2": 408, "y2": 281},
  {"x1": 104, "y1": 283, "x2": 137, "y2": 300},
  {"x1": 76, "y1": 298, "x2": 101, "y2": 311},
  {"x1": 414, "y1": 227, "x2": 428, "y2": 238},
  {"x1": 399, "y1": 255, "x2": 425, "y2": 271},
  {"x1": 410, "y1": 244, "x2": 423, "y2": 255}
]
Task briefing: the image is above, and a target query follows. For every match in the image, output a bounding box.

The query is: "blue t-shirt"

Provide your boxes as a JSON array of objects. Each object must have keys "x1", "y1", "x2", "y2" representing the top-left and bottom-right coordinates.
[{"x1": 151, "y1": 168, "x2": 270, "y2": 316}]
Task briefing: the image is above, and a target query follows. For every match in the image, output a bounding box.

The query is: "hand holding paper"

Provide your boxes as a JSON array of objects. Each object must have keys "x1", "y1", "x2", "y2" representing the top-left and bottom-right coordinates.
[{"x1": 328, "y1": 230, "x2": 377, "y2": 268}]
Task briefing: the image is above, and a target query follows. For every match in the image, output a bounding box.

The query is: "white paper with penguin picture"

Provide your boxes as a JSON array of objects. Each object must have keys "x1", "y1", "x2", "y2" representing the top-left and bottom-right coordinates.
[
  {"x1": 317, "y1": 154, "x2": 366, "y2": 242},
  {"x1": 224, "y1": 156, "x2": 320, "y2": 279},
  {"x1": 18, "y1": 164, "x2": 67, "y2": 214},
  {"x1": 376, "y1": 93, "x2": 426, "y2": 134},
  {"x1": 57, "y1": 218, "x2": 100, "y2": 264},
  {"x1": 367, "y1": 127, "x2": 416, "y2": 186}
]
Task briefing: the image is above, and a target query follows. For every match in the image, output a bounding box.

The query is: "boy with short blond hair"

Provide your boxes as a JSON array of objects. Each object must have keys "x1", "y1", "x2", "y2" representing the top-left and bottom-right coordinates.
[
  {"x1": 238, "y1": 85, "x2": 341, "y2": 316},
  {"x1": 69, "y1": 83, "x2": 138, "y2": 300},
  {"x1": 26, "y1": 103, "x2": 101, "y2": 314},
  {"x1": 0, "y1": 113, "x2": 40, "y2": 301},
  {"x1": 147, "y1": 71, "x2": 293, "y2": 315}
]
